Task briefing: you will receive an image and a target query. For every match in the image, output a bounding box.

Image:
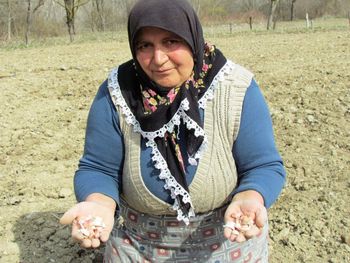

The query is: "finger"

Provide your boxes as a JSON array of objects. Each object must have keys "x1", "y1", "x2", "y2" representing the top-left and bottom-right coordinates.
[
  {"x1": 224, "y1": 226, "x2": 233, "y2": 239},
  {"x1": 235, "y1": 232, "x2": 246, "y2": 243},
  {"x1": 244, "y1": 225, "x2": 261, "y2": 239},
  {"x1": 255, "y1": 207, "x2": 268, "y2": 228},
  {"x1": 60, "y1": 206, "x2": 80, "y2": 225},
  {"x1": 80, "y1": 238, "x2": 92, "y2": 248},
  {"x1": 71, "y1": 221, "x2": 85, "y2": 242},
  {"x1": 72, "y1": 230, "x2": 86, "y2": 242},
  {"x1": 91, "y1": 238, "x2": 101, "y2": 248},
  {"x1": 100, "y1": 230, "x2": 111, "y2": 243},
  {"x1": 224, "y1": 208, "x2": 242, "y2": 222},
  {"x1": 94, "y1": 231, "x2": 101, "y2": 239},
  {"x1": 100, "y1": 220, "x2": 114, "y2": 242},
  {"x1": 224, "y1": 201, "x2": 243, "y2": 216},
  {"x1": 229, "y1": 230, "x2": 239, "y2": 242}
]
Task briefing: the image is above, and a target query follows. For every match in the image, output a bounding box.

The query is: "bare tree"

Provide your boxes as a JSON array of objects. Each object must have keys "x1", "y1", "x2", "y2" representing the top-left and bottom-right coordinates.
[
  {"x1": 95, "y1": 0, "x2": 105, "y2": 31},
  {"x1": 190, "y1": 0, "x2": 201, "y2": 17},
  {"x1": 122, "y1": 0, "x2": 135, "y2": 18},
  {"x1": 240, "y1": 0, "x2": 261, "y2": 12},
  {"x1": 87, "y1": 0, "x2": 105, "y2": 32},
  {"x1": 25, "y1": 0, "x2": 32, "y2": 45},
  {"x1": 45, "y1": 0, "x2": 57, "y2": 21},
  {"x1": 2, "y1": 0, "x2": 350, "y2": 41},
  {"x1": 6, "y1": 0, "x2": 12, "y2": 40},
  {"x1": 290, "y1": 0, "x2": 296, "y2": 21},
  {"x1": 55, "y1": 0, "x2": 89, "y2": 42},
  {"x1": 0, "y1": 0, "x2": 13, "y2": 40},
  {"x1": 267, "y1": 0, "x2": 279, "y2": 30},
  {"x1": 25, "y1": 0, "x2": 45, "y2": 46}
]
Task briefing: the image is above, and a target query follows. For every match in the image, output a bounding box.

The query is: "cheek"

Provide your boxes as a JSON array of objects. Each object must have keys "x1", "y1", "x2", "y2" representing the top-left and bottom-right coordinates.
[
  {"x1": 170, "y1": 50, "x2": 193, "y2": 68},
  {"x1": 179, "y1": 54, "x2": 194, "y2": 74},
  {"x1": 136, "y1": 54, "x2": 150, "y2": 70},
  {"x1": 174, "y1": 51, "x2": 192, "y2": 64}
]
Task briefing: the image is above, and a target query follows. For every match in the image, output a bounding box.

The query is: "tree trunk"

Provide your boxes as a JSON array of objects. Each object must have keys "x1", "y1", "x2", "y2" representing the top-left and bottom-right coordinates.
[
  {"x1": 46, "y1": 0, "x2": 53, "y2": 20},
  {"x1": 64, "y1": 0, "x2": 75, "y2": 42},
  {"x1": 95, "y1": 0, "x2": 105, "y2": 31},
  {"x1": 267, "y1": 0, "x2": 279, "y2": 30},
  {"x1": 89, "y1": 0, "x2": 96, "y2": 32},
  {"x1": 67, "y1": 20, "x2": 74, "y2": 42},
  {"x1": 67, "y1": 18, "x2": 75, "y2": 42},
  {"x1": 56, "y1": 0, "x2": 88, "y2": 42},
  {"x1": 7, "y1": 0, "x2": 11, "y2": 41},
  {"x1": 25, "y1": 0, "x2": 32, "y2": 46},
  {"x1": 290, "y1": 0, "x2": 296, "y2": 21}
]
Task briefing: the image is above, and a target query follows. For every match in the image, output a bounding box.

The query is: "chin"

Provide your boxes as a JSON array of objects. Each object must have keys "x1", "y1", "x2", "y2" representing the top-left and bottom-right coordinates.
[{"x1": 154, "y1": 79, "x2": 178, "y2": 89}]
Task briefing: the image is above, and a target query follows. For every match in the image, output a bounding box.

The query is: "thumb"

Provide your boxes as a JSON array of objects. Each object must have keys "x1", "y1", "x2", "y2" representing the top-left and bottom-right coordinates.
[
  {"x1": 60, "y1": 205, "x2": 80, "y2": 225},
  {"x1": 255, "y1": 206, "x2": 267, "y2": 228},
  {"x1": 100, "y1": 230, "x2": 112, "y2": 243}
]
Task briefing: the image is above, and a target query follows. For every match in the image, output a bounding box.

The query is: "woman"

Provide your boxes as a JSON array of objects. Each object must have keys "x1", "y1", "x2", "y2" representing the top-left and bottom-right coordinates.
[{"x1": 60, "y1": 0, "x2": 286, "y2": 262}]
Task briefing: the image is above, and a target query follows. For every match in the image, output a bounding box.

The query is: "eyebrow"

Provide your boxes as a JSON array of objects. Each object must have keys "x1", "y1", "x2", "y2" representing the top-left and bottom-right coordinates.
[{"x1": 134, "y1": 40, "x2": 149, "y2": 48}]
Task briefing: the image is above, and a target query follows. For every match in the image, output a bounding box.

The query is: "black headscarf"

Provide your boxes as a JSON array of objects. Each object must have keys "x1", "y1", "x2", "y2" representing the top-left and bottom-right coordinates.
[
  {"x1": 117, "y1": 0, "x2": 227, "y2": 223},
  {"x1": 128, "y1": 0, "x2": 205, "y2": 80}
]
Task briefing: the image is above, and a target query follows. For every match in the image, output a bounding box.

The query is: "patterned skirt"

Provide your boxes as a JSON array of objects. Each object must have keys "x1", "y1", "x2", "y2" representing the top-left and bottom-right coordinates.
[{"x1": 104, "y1": 200, "x2": 269, "y2": 263}]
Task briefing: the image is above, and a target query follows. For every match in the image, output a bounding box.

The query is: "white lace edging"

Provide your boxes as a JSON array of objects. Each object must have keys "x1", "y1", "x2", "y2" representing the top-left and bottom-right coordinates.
[
  {"x1": 146, "y1": 140, "x2": 195, "y2": 224},
  {"x1": 198, "y1": 60, "x2": 236, "y2": 109},
  {"x1": 109, "y1": 69, "x2": 192, "y2": 140},
  {"x1": 108, "y1": 61, "x2": 234, "y2": 224}
]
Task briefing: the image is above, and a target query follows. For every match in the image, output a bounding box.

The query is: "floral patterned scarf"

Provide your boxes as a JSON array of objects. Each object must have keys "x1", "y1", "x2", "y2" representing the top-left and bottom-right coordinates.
[{"x1": 141, "y1": 42, "x2": 219, "y2": 168}]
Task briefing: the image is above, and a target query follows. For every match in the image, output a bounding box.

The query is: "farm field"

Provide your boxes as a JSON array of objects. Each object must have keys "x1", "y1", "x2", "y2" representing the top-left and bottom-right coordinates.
[{"x1": 0, "y1": 20, "x2": 349, "y2": 262}]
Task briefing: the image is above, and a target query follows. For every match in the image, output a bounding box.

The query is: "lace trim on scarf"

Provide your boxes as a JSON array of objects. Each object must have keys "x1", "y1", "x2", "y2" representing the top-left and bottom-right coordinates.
[
  {"x1": 198, "y1": 60, "x2": 234, "y2": 109},
  {"x1": 108, "y1": 60, "x2": 232, "y2": 224}
]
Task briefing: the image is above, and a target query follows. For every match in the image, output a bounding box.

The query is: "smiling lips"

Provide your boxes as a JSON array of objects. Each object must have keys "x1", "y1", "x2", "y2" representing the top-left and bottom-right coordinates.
[{"x1": 153, "y1": 68, "x2": 174, "y2": 74}]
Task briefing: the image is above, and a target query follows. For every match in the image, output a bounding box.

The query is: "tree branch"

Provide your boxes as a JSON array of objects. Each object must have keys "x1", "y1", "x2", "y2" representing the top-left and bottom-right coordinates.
[
  {"x1": 73, "y1": 0, "x2": 90, "y2": 11},
  {"x1": 33, "y1": 0, "x2": 45, "y2": 13},
  {"x1": 53, "y1": 0, "x2": 65, "y2": 8}
]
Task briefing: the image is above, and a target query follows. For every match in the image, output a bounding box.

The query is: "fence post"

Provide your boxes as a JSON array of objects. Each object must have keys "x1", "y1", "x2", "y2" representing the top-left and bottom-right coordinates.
[
  {"x1": 306, "y1": 13, "x2": 310, "y2": 28},
  {"x1": 249, "y1": 17, "x2": 253, "y2": 30}
]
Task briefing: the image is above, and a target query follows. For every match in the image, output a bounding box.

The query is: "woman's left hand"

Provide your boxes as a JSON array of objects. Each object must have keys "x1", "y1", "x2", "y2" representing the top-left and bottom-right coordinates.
[{"x1": 223, "y1": 190, "x2": 267, "y2": 243}]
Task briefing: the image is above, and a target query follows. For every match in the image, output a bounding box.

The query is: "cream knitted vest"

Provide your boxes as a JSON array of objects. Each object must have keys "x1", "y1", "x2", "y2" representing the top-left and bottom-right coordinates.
[{"x1": 109, "y1": 60, "x2": 253, "y2": 215}]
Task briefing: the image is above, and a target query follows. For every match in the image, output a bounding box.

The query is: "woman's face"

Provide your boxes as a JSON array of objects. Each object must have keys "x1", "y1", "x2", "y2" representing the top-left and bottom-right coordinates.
[{"x1": 135, "y1": 27, "x2": 194, "y2": 88}]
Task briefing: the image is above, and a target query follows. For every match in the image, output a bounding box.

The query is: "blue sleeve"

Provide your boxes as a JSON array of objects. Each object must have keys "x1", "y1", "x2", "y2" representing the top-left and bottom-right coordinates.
[
  {"x1": 74, "y1": 80, "x2": 124, "y2": 205},
  {"x1": 232, "y1": 79, "x2": 286, "y2": 208}
]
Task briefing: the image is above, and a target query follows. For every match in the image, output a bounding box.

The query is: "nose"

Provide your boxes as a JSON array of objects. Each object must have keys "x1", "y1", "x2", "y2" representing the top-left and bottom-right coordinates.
[{"x1": 153, "y1": 47, "x2": 168, "y2": 66}]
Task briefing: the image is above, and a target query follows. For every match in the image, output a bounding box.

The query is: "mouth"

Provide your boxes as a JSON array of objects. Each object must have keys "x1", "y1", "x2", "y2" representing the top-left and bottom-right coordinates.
[{"x1": 153, "y1": 68, "x2": 173, "y2": 74}]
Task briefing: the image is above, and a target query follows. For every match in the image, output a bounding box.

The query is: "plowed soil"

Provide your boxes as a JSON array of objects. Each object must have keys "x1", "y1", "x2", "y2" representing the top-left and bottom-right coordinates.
[{"x1": 0, "y1": 27, "x2": 349, "y2": 263}]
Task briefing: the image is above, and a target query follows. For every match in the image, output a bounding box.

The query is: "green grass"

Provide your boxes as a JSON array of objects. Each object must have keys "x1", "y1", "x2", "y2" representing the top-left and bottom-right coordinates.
[
  {"x1": 0, "y1": 30, "x2": 129, "y2": 51},
  {"x1": 203, "y1": 17, "x2": 350, "y2": 37},
  {"x1": 0, "y1": 17, "x2": 348, "y2": 50}
]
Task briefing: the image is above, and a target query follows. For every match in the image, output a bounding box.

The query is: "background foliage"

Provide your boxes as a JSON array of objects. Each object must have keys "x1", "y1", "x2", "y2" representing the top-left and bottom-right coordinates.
[{"x1": 0, "y1": 0, "x2": 349, "y2": 42}]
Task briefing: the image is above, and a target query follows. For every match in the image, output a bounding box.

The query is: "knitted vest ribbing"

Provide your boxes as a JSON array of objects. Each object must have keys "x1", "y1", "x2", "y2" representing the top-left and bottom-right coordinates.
[{"x1": 110, "y1": 60, "x2": 253, "y2": 214}]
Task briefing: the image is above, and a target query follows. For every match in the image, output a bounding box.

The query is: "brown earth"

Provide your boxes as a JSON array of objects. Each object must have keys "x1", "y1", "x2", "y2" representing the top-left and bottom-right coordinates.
[{"x1": 0, "y1": 26, "x2": 349, "y2": 263}]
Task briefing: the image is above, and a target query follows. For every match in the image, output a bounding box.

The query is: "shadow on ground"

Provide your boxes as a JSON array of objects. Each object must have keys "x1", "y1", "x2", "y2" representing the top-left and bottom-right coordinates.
[{"x1": 13, "y1": 212, "x2": 104, "y2": 263}]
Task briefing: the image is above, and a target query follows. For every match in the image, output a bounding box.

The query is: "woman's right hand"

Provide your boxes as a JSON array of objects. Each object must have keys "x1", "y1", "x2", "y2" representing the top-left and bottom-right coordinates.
[
  {"x1": 223, "y1": 190, "x2": 267, "y2": 243},
  {"x1": 60, "y1": 193, "x2": 116, "y2": 248}
]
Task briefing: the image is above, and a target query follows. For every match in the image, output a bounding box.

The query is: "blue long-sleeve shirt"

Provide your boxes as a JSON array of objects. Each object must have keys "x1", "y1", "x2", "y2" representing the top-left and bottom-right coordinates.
[{"x1": 74, "y1": 78, "x2": 286, "y2": 209}]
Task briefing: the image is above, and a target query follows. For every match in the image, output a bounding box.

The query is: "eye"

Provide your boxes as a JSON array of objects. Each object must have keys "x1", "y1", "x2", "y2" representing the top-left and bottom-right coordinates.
[
  {"x1": 136, "y1": 42, "x2": 152, "y2": 52},
  {"x1": 163, "y1": 39, "x2": 182, "y2": 49}
]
